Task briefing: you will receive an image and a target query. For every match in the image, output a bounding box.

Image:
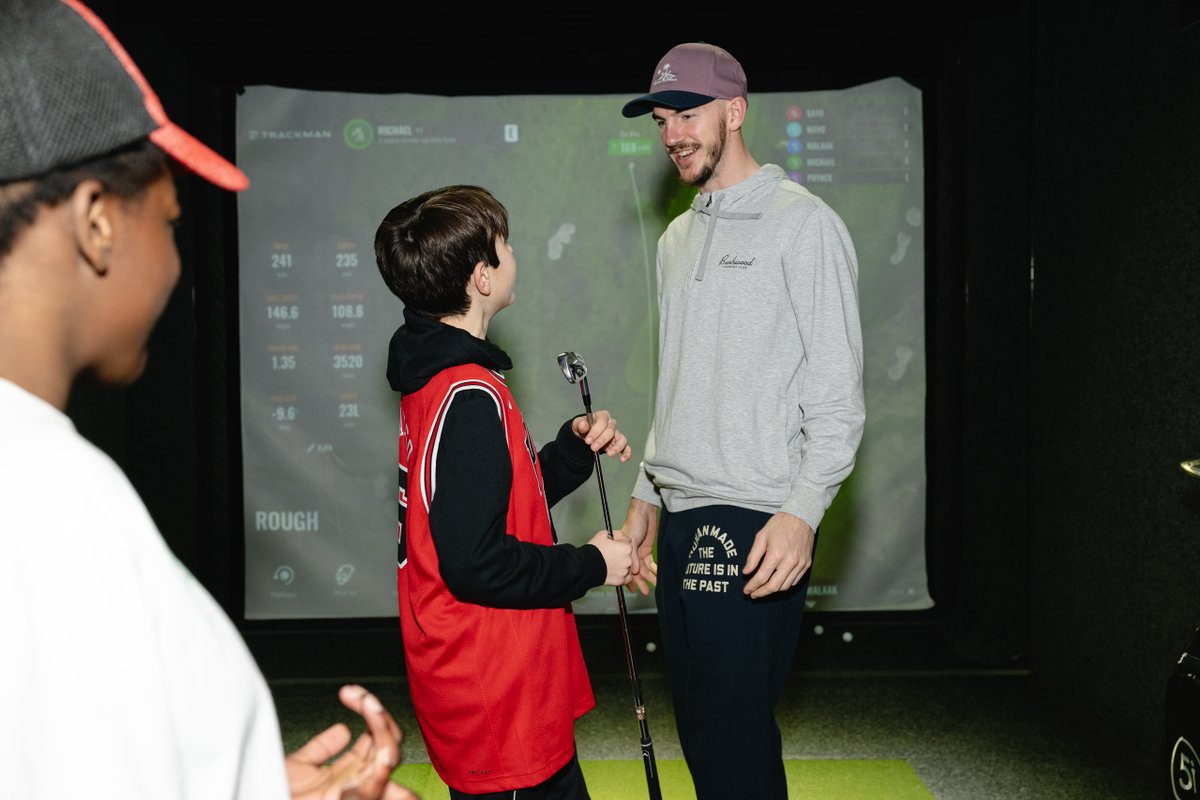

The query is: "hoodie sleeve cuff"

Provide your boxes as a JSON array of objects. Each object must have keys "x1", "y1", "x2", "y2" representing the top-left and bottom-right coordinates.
[
  {"x1": 555, "y1": 416, "x2": 593, "y2": 469},
  {"x1": 780, "y1": 484, "x2": 826, "y2": 532},
  {"x1": 632, "y1": 466, "x2": 663, "y2": 507},
  {"x1": 579, "y1": 542, "x2": 609, "y2": 587}
]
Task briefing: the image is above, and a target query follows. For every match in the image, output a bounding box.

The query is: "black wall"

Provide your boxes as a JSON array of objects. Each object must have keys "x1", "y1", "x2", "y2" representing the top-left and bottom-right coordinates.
[
  {"x1": 1027, "y1": 0, "x2": 1200, "y2": 773},
  {"x1": 62, "y1": 1, "x2": 1200, "y2": 783}
]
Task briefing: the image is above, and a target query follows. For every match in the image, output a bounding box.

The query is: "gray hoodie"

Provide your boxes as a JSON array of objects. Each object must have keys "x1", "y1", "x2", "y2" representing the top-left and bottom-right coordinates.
[{"x1": 633, "y1": 164, "x2": 865, "y2": 531}]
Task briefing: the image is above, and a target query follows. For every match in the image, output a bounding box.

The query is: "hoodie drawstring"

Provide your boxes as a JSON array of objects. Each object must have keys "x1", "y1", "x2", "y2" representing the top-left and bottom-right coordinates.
[
  {"x1": 693, "y1": 193, "x2": 722, "y2": 281},
  {"x1": 692, "y1": 193, "x2": 763, "y2": 282}
]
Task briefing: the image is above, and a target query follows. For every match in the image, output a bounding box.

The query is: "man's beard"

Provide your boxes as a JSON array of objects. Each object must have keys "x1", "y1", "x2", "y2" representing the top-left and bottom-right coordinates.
[{"x1": 681, "y1": 116, "x2": 728, "y2": 188}]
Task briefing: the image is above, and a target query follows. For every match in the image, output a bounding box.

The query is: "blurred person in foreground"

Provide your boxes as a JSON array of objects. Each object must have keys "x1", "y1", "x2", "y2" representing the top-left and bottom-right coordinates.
[{"x1": 0, "y1": 1, "x2": 416, "y2": 797}]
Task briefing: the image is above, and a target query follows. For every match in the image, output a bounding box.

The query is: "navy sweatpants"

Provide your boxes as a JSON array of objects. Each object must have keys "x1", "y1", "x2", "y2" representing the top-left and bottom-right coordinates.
[{"x1": 656, "y1": 505, "x2": 811, "y2": 800}]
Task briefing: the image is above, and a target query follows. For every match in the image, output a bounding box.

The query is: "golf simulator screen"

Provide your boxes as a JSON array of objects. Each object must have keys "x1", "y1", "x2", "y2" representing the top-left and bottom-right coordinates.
[{"x1": 236, "y1": 78, "x2": 931, "y2": 619}]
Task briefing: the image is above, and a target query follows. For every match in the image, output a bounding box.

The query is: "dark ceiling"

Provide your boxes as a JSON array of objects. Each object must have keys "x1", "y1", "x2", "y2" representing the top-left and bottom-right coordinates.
[{"x1": 88, "y1": 2, "x2": 1025, "y2": 94}]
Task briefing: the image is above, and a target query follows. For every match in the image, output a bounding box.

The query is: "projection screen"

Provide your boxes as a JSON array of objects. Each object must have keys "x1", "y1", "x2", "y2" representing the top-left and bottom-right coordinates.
[{"x1": 236, "y1": 78, "x2": 930, "y2": 619}]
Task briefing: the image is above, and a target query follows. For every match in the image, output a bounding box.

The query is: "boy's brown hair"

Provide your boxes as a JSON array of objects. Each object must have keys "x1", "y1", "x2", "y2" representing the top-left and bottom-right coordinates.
[{"x1": 374, "y1": 185, "x2": 509, "y2": 319}]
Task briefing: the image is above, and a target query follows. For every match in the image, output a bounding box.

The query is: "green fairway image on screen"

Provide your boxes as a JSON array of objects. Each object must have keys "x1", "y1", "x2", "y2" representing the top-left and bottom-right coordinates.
[{"x1": 236, "y1": 78, "x2": 929, "y2": 619}]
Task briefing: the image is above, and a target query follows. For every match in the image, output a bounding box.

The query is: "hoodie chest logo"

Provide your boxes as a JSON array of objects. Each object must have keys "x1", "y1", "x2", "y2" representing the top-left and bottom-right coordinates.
[{"x1": 718, "y1": 254, "x2": 756, "y2": 270}]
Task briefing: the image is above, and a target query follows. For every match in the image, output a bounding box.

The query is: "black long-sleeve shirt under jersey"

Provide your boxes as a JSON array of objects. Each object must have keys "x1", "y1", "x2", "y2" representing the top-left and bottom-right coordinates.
[{"x1": 387, "y1": 309, "x2": 606, "y2": 610}]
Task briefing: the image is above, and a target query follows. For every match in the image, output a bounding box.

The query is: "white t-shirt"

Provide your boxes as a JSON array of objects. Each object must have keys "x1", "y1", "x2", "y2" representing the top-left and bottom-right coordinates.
[{"x1": 0, "y1": 378, "x2": 289, "y2": 799}]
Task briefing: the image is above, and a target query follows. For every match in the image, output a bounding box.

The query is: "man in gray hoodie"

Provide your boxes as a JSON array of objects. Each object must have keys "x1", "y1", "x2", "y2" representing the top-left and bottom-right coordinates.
[{"x1": 619, "y1": 42, "x2": 866, "y2": 800}]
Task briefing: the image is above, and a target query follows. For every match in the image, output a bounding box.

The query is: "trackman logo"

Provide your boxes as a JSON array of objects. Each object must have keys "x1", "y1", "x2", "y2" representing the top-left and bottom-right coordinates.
[
  {"x1": 718, "y1": 254, "x2": 756, "y2": 270},
  {"x1": 247, "y1": 129, "x2": 333, "y2": 141},
  {"x1": 652, "y1": 62, "x2": 678, "y2": 86}
]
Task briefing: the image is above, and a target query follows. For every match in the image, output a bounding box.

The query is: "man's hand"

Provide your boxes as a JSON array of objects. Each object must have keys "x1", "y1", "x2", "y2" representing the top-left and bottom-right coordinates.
[
  {"x1": 621, "y1": 497, "x2": 659, "y2": 595},
  {"x1": 571, "y1": 410, "x2": 632, "y2": 462},
  {"x1": 285, "y1": 685, "x2": 417, "y2": 800},
  {"x1": 742, "y1": 513, "x2": 815, "y2": 599}
]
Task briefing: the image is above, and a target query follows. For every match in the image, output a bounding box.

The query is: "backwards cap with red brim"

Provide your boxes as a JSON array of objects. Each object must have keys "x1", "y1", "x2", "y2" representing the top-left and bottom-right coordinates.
[{"x1": 0, "y1": 0, "x2": 248, "y2": 191}]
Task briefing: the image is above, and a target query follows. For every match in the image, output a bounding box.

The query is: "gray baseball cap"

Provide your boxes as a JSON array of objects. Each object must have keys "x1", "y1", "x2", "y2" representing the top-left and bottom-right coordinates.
[
  {"x1": 622, "y1": 42, "x2": 748, "y2": 118},
  {"x1": 0, "y1": 0, "x2": 248, "y2": 190}
]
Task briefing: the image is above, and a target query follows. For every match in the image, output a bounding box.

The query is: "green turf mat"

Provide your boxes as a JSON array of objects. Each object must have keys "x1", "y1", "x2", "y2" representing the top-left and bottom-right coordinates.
[{"x1": 391, "y1": 758, "x2": 934, "y2": 799}]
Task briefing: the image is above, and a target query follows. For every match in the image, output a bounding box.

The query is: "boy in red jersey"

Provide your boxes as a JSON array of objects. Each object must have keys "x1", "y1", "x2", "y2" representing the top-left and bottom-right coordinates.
[{"x1": 374, "y1": 185, "x2": 635, "y2": 799}]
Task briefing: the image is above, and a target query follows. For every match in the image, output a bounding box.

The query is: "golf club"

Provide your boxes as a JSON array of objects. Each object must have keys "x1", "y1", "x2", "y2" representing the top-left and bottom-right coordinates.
[{"x1": 557, "y1": 351, "x2": 663, "y2": 800}]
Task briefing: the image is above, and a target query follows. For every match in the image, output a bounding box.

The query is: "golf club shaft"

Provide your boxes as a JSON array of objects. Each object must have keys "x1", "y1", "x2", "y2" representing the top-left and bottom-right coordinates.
[{"x1": 582, "y1": 393, "x2": 662, "y2": 800}]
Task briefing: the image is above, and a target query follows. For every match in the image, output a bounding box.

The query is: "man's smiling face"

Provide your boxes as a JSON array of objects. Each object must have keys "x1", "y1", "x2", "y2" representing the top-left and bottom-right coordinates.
[{"x1": 653, "y1": 100, "x2": 729, "y2": 191}]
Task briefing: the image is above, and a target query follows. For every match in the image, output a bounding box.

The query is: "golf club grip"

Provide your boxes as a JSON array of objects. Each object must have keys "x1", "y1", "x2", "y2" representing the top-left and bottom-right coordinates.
[{"x1": 642, "y1": 739, "x2": 663, "y2": 800}]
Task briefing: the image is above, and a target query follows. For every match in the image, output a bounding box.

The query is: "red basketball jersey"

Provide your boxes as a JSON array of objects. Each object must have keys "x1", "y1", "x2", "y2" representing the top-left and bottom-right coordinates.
[{"x1": 396, "y1": 363, "x2": 594, "y2": 793}]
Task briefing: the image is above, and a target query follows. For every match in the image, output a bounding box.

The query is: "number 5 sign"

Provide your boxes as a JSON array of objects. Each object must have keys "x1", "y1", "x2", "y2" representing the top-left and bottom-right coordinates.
[{"x1": 1174, "y1": 737, "x2": 1200, "y2": 799}]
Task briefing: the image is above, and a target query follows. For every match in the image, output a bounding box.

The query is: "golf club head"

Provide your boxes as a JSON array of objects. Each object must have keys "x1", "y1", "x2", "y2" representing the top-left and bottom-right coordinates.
[{"x1": 557, "y1": 351, "x2": 588, "y2": 384}]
